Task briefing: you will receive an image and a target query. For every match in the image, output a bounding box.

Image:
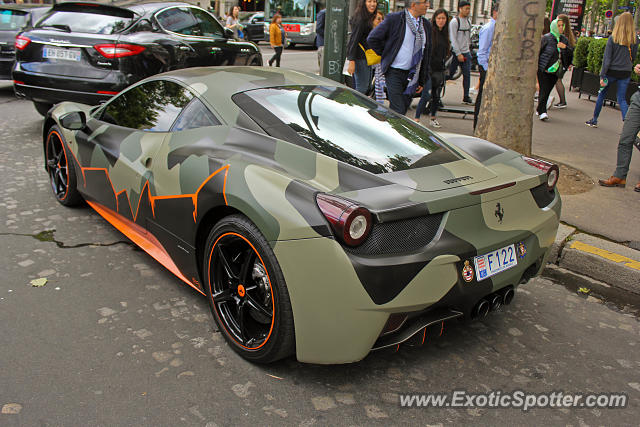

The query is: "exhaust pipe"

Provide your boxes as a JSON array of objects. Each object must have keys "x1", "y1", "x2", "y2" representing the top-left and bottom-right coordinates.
[
  {"x1": 489, "y1": 294, "x2": 502, "y2": 311},
  {"x1": 502, "y1": 287, "x2": 515, "y2": 306},
  {"x1": 473, "y1": 299, "x2": 490, "y2": 318}
]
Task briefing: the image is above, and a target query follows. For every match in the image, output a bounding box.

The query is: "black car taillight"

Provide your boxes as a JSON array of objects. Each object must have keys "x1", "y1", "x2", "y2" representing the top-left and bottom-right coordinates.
[
  {"x1": 94, "y1": 43, "x2": 145, "y2": 58},
  {"x1": 15, "y1": 35, "x2": 30, "y2": 50},
  {"x1": 316, "y1": 193, "x2": 372, "y2": 247},
  {"x1": 523, "y1": 156, "x2": 559, "y2": 191}
]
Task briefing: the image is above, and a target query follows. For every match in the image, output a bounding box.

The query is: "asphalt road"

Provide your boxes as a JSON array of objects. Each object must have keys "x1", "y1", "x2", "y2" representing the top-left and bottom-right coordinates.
[{"x1": 1, "y1": 54, "x2": 639, "y2": 426}]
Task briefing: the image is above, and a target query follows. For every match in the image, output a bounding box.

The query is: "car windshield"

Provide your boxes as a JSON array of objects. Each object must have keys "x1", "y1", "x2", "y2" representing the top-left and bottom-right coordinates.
[
  {"x1": 0, "y1": 9, "x2": 28, "y2": 31},
  {"x1": 234, "y1": 86, "x2": 461, "y2": 174},
  {"x1": 36, "y1": 10, "x2": 133, "y2": 34}
]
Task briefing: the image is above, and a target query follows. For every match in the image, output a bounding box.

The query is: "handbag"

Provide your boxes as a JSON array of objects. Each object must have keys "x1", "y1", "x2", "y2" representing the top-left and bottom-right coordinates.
[{"x1": 359, "y1": 43, "x2": 381, "y2": 66}]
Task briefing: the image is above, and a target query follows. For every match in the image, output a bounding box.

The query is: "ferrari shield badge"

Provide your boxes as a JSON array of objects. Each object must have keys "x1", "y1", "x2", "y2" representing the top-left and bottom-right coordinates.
[
  {"x1": 517, "y1": 242, "x2": 527, "y2": 259},
  {"x1": 462, "y1": 260, "x2": 474, "y2": 282}
]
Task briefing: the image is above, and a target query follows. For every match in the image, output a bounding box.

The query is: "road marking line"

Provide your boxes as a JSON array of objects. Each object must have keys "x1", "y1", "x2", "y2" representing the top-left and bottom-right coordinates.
[{"x1": 570, "y1": 241, "x2": 640, "y2": 271}]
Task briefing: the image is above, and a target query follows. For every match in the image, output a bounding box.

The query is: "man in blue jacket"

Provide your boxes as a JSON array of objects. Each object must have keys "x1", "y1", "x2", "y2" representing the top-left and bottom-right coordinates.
[{"x1": 367, "y1": 0, "x2": 432, "y2": 114}]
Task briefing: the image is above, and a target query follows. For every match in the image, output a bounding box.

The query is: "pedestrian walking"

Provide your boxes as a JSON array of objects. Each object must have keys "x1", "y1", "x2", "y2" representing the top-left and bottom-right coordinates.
[
  {"x1": 346, "y1": 0, "x2": 378, "y2": 94},
  {"x1": 536, "y1": 18, "x2": 570, "y2": 121},
  {"x1": 598, "y1": 63, "x2": 640, "y2": 192},
  {"x1": 415, "y1": 8, "x2": 449, "y2": 127},
  {"x1": 316, "y1": 7, "x2": 325, "y2": 74},
  {"x1": 553, "y1": 14, "x2": 576, "y2": 109},
  {"x1": 585, "y1": 12, "x2": 638, "y2": 128},
  {"x1": 448, "y1": 1, "x2": 473, "y2": 105},
  {"x1": 269, "y1": 14, "x2": 285, "y2": 67},
  {"x1": 371, "y1": 11, "x2": 387, "y2": 103},
  {"x1": 225, "y1": 6, "x2": 242, "y2": 39},
  {"x1": 473, "y1": 2, "x2": 498, "y2": 130},
  {"x1": 367, "y1": 0, "x2": 432, "y2": 115}
]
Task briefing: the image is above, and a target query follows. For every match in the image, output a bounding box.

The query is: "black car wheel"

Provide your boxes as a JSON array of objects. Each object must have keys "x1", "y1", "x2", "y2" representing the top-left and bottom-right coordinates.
[
  {"x1": 34, "y1": 102, "x2": 53, "y2": 117},
  {"x1": 45, "y1": 126, "x2": 83, "y2": 206},
  {"x1": 204, "y1": 215, "x2": 295, "y2": 363}
]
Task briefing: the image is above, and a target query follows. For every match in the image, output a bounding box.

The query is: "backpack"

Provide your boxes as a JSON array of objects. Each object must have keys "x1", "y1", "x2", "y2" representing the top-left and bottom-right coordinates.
[{"x1": 454, "y1": 16, "x2": 471, "y2": 34}]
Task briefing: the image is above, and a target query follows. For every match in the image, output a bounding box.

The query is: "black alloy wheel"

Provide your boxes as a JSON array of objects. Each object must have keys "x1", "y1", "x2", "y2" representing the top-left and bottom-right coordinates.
[
  {"x1": 45, "y1": 126, "x2": 83, "y2": 206},
  {"x1": 204, "y1": 215, "x2": 294, "y2": 363}
]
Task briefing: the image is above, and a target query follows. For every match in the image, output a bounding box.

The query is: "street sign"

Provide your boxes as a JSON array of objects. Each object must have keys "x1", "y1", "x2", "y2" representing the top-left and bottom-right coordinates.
[{"x1": 605, "y1": 9, "x2": 613, "y2": 18}]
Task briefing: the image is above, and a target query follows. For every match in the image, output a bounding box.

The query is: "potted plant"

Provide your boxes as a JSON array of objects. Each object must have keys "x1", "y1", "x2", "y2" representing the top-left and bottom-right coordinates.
[
  {"x1": 579, "y1": 37, "x2": 607, "y2": 99},
  {"x1": 571, "y1": 36, "x2": 591, "y2": 90}
]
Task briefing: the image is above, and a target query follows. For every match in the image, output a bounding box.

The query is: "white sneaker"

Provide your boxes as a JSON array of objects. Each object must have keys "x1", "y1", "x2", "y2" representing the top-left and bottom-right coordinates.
[
  {"x1": 430, "y1": 119, "x2": 441, "y2": 128},
  {"x1": 546, "y1": 95, "x2": 555, "y2": 110},
  {"x1": 470, "y1": 88, "x2": 478, "y2": 95},
  {"x1": 539, "y1": 112, "x2": 549, "y2": 121}
]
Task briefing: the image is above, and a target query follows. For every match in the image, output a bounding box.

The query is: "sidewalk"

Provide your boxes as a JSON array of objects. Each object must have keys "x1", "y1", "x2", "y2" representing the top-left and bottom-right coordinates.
[{"x1": 414, "y1": 72, "x2": 640, "y2": 297}]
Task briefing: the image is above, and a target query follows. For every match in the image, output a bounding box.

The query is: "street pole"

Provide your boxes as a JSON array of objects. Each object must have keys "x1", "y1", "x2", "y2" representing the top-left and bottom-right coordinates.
[{"x1": 322, "y1": 0, "x2": 349, "y2": 82}]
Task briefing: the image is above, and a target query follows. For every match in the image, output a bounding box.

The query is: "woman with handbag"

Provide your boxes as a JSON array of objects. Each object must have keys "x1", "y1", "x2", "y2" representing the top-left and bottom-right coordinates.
[
  {"x1": 536, "y1": 18, "x2": 570, "y2": 121},
  {"x1": 269, "y1": 14, "x2": 285, "y2": 67},
  {"x1": 415, "y1": 8, "x2": 449, "y2": 127},
  {"x1": 225, "y1": 6, "x2": 243, "y2": 39},
  {"x1": 552, "y1": 14, "x2": 576, "y2": 109},
  {"x1": 346, "y1": 0, "x2": 378, "y2": 94},
  {"x1": 585, "y1": 12, "x2": 638, "y2": 128}
]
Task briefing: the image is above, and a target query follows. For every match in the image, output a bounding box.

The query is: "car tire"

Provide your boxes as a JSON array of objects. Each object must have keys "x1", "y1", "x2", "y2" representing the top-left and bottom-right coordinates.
[
  {"x1": 34, "y1": 102, "x2": 53, "y2": 117},
  {"x1": 45, "y1": 125, "x2": 83, "y2": 206},
  {"x1": 203, "y1": 214, "x2": 295, "y2": 363}
]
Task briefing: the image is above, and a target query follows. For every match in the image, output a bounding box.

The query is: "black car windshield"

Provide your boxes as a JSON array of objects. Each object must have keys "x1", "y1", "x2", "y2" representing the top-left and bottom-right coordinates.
[
  {"x1": 0, "y1": 9, "x2": 28, "y2": 31},
  {"x1": 234, "y1": 86, "x2": 461, "y2": 174},
  {"x1": 37, "y1": 10, "x2": 133, "y2": 34}
]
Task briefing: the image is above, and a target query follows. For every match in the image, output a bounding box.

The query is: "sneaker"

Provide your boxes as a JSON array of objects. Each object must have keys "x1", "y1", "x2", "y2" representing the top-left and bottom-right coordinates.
[
  {"x1": 430, "y1": 119, "x2": 441, "y2": 128},
  {"x1": 470, "y1": 88, "x2": 478, "y2": 95},
  {"x1": 585, "y1": 119, "x2": 598, "y2": 128},
  {"x1": 554, "y1": 102, "x2": 567, "y2": 109},
  {"x1": 539, "y1": 112, "x2": 549, "y2": 121},
  {"x1": 463, "y1": 97, "x2": 474, "y2": 105},
  {"x1": 546, "y1": 95, "x2": 555, "y2": 110}
]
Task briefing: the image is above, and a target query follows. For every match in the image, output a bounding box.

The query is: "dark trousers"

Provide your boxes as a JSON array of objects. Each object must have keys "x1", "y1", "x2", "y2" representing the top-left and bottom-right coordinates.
[
  {"x1": 614, "y1": 91, "x2": 640, "y2": 179},
  {"x1": 414, "y1": 76, "x2": 431, "y2": 119},
  {"x1": 429, "y1": 71, "x2": 445, "y2": 118},
  {"x1": 449, "y1": 52, "x2": 472, "y2": 99},
  {"x1": 385, "y1": 67, "x2": 411, "y2": 114},
  {"x1": 473, "y1": 66, "x2": 487, "y2": 130},
  {"x1": 537, "y1": 70, "x2": 558, "y2": 115},
  {"x1": 269, "y1": 46, "x2": 283, "y2": 67}
]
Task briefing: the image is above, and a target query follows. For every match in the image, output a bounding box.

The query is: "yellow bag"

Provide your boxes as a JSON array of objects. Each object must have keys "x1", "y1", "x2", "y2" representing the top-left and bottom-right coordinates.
[{"x1": 359, "y1": 43, "x2": 381, "y2": 66}]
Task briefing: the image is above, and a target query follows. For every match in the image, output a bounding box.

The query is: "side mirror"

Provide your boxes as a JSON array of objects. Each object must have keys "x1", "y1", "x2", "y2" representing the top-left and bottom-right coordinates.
[
  {"x1": 224, "y1": 27, "x2": 234, "y2": 38},
  {"x1": 60, "y1": 111, "x2": 86, "y2": 131}
]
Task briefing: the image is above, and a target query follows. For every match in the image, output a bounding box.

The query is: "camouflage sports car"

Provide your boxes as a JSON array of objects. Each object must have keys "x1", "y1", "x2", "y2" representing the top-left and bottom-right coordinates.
[{"x1": 42, "y1": 67, "x2": 561, "y2": 364}]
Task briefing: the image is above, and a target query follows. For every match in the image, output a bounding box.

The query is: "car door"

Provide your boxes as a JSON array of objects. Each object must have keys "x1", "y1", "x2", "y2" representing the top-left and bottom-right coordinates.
[
  {"x1": 155, "y1": 6, "x2": 244, "y2": 67},
  {"x1": 74, "y1": 78, "x2": 193, "y2": 224}
]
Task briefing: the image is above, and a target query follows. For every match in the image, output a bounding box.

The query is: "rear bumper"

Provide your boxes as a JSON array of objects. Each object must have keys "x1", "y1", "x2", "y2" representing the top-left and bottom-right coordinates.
[
  {"x1": 12, "y1": 66, "x2": 127, "y2": 105},
  {"x1": 0, "y1": 56, "x2": 13, "y2": 80}
]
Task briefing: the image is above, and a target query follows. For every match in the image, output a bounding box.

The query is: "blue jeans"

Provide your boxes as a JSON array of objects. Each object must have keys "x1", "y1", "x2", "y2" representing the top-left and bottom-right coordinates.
[
  {"x1": 353, "y1": 58, "x2": 372, "y2": 94},
  {"x1": 449, "y1": 52, "x2": 472, "y2": 99},
  {"x1": 592, "y1": 75, "x2": 630, "y2": 123},
  {"x1": 385, "y1": 67, "x2": 411, "y2": 114}
]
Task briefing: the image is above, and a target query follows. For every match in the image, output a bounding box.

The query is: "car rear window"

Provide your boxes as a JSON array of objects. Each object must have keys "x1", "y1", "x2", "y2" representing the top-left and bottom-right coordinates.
[
  {"x1": 36, "y1": 6, "x2": 134, "y2": 34},
  {"x1": 233, "y1": 86, "x2": 462, "y2": 174},
  {"x1": 0, "y1": 9, "x2": 28, "y2": 31}
]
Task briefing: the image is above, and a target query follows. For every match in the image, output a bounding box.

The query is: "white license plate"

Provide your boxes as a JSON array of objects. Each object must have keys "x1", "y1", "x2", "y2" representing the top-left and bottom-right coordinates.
[
  {"x1": 474, "y1": 244, "x2": 517, "y2": 281},
  {"x1": 43, "y1": 47, "x2": 81, "y2": 61}
]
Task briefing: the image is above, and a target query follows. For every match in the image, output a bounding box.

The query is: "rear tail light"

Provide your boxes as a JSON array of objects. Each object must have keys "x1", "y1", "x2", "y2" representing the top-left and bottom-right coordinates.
[
  {"x1": 316, "y1": 193, "x2": 373, "y2": 247},
  {"x1": 523, "y1": 156, "x2": 559, "y2": 191},
  {"x1": 94, "y1": 43, "x2": 145, "y2": 58},
  {"x1": 13, "y1": 80, "x2": 25, "y2": 85},
  {"x1": 15, "y1": 35, "x2": 31, "y2": 50}
]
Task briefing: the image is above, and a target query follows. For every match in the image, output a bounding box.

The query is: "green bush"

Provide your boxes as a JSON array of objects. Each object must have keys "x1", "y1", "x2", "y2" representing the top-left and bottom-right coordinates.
[
  {"x1": 572, "y1": 36, "x2": 592, "y2": 68},
  {"x1": 587, "y1": 38, "x2": 608, "y2": 75}
]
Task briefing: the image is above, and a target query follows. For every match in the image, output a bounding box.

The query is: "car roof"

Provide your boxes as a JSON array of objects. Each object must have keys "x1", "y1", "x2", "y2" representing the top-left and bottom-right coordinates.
[
  {"x1": 125, "y1": 1, "x2": 200, "y2": 15},
  {"x1": 161, "y1": 66, "x2": 338, "y2": 101}
]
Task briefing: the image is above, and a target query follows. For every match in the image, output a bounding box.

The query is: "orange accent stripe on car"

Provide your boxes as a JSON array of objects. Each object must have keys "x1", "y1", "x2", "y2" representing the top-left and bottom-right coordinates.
[
  {"x1": 421, "y1": 327, "x2": 426, "y2": 345},
  {"x1": 439, "y1": 321, "x2": 444, "y2": 337},
  {"x1": 207, "y1": 232, "x2": 275, "y2": 351},
  {"x1": 87, "y1": 200, "x2": 205, "y2": 296}
]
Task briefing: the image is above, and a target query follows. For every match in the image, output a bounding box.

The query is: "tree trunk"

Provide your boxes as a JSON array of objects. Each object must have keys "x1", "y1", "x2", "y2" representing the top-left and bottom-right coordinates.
[
  {"x1": 472, "y1": 0, "x2": 479, "y2": 23},
  {"x1": 589, "y1": 0, "x2": 599, "y2": 33},
  {"x1": 450, "y1": 0, "x2": 455, "y2": 13},
  {"x1": 438, "y1": 0, "x2": 445, "y2": 9},
  {"x1": 610, "y1": 0, "x2": 619, "y2": 31},
  {"x1": 474, "y1": 0, "x2": 546, "y2": 156}
]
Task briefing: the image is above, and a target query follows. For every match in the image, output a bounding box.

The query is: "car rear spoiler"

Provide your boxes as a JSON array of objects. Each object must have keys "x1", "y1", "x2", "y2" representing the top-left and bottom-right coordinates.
[{"x1": 51, "y1": 2, "x2": 138, "y2": 19}]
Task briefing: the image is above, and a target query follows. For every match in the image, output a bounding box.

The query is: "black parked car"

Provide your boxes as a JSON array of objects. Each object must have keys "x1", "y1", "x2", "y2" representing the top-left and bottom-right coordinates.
[
  {"x1": 0, "y1": 5, "x2": 50, "y2": 80},
  {"x1": 240, "y1": 12, "x2": 265, "y2": 42},
  {"x1": 13, "y1": 1, "x2": 262, "y2": 115}
]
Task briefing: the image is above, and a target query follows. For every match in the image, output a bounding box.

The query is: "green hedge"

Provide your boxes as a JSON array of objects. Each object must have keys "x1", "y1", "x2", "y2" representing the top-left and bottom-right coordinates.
[
  {"x1": 587, "y1": 38, "x2": 608, "y2": 75},
  {"x1": 573, "y1": 36, "x2": 592, "y2": 68}
]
